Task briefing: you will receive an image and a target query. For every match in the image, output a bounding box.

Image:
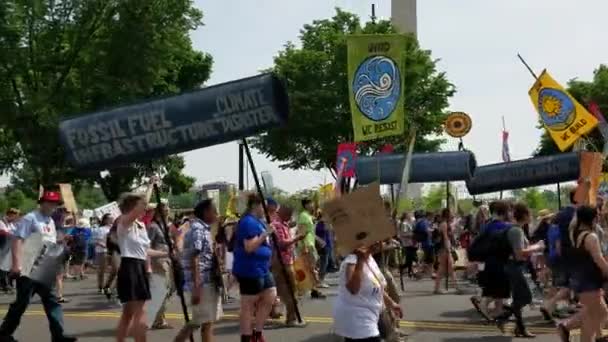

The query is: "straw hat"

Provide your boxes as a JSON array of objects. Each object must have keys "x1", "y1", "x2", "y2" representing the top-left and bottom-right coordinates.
[{"x1": 537, "y1": 209, "x2": 554, "y2": 221}]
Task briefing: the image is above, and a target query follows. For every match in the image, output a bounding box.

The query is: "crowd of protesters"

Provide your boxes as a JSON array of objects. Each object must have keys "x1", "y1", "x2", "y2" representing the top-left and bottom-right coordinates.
[{"x1": 3, "y1": 183, "x2": 608, "y2": 342}]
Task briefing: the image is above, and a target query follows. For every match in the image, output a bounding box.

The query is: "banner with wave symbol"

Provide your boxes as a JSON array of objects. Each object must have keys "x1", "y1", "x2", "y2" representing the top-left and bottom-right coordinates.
[{"x1": 347, "y1": 34, "x2": 405, "y2": 142}]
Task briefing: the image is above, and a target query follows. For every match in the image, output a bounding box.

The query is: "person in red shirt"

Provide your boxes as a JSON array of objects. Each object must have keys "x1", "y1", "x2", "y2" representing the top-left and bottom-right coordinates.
[{"x1": 271, "y1": 205, "x2": 306, "y2": 326}]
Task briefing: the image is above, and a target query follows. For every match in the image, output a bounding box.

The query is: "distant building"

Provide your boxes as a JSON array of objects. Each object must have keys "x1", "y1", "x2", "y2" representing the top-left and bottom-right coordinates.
[{"x1": 198, "y1": 181, "x2": 235, "y2": 196}]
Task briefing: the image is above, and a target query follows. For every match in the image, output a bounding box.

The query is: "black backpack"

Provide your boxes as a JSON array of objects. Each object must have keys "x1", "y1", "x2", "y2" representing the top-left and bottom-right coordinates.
[{"x1": 467, "y1": 227, "x2": 513, "y2": 262}]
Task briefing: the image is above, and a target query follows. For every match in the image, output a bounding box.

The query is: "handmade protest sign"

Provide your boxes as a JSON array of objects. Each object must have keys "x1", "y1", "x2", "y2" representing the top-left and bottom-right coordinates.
[
  {"x1": 59, "y1": 73, "x2": 288, "y2": 170},
  {"x1": 336, "y1": 142, "x2": 357, "y2": 178},
  {"x1": 529, "y1": 70, "x2": 598, "y2": 151},
  {"x1": 574, "y1": 151, "x2": 603, "y2": 206},
  {"x1": 322, "y1": 183, "x2": 394, "y2": 255},
  {"x1": 58, "y1": 183, "x2": 78, "y2": 215},
  {"x1": 93, "y1": 202, "x2": 121, "y2": 219},
  {"x1": 347, "y1": 35, "x2": 406, "y2": 142}
]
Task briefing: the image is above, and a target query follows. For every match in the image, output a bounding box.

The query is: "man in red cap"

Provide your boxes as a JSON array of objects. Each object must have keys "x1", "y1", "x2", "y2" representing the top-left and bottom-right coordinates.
[{"x1": 0, "y1": 191, "x2": 77, "y2": 342}]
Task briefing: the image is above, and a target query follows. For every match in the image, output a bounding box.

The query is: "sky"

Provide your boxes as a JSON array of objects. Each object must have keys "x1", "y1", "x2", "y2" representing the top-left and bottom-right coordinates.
[
  {"x1": 181, "y1": 0, "x2": 608, "y2": 193},
  {"x1": 2, "y1": 1, "x2": 603, "y2": 195}
]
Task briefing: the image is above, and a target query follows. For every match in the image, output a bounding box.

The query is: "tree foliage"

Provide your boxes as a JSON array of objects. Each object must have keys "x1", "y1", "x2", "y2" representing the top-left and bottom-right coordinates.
[
  {"x1": 251, "y1": 9, "x2": 455, "y2": 173},
  {"x1": 535, "y1": 65, "x2": 608, "y2": 156},
  {"x1": 0, "y1": 0, "x2": 212, "y2": 199}
]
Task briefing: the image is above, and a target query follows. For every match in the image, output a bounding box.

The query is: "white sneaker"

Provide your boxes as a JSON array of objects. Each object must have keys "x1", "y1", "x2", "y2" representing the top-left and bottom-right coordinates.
[{"x1": 318, "y1": 283, "x2": 330, "y2": 288}]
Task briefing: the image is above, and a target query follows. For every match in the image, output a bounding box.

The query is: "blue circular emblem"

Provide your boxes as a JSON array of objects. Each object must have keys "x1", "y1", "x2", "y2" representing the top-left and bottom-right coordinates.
[
  {"x1": 537, "y1": 88, "x2": 576, "y2": 131},
  {"x1": 352, "y1": 56, "x2": 401, "y2": 122}
]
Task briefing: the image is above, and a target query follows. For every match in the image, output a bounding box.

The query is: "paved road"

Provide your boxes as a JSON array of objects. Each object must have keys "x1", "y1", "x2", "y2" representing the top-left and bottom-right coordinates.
[{"x1": 0, "y1": 273, "x2": 577, "y2": 341}]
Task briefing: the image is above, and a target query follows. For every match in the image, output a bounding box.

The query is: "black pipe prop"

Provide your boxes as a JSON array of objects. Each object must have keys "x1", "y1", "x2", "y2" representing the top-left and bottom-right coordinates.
[
  {"x1": 356, "y1": 151, "x2": 477, "y2": 185},
  {"x1": 58, "y1": 73, "x2": 288, "y2": 170},
  {"x1": 466, "y1": 152, "x2": 580, "y2": 195}
]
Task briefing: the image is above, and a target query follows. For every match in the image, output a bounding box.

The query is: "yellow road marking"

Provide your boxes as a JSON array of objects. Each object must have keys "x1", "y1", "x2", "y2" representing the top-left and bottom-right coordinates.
[{"x1": 0, "y1": 309, "x2": 569, "y2": 335}]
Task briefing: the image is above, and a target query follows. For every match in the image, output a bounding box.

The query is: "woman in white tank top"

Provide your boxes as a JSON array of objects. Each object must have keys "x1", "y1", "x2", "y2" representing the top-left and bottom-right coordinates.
[{"x1": 115, "y1": 193, "x2": 171, "y2": 342}]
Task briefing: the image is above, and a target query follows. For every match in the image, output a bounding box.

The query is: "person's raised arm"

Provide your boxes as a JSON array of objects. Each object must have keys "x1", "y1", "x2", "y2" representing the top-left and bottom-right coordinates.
[{"x1": 345, "y1": 248, "x2": 369, "y2": 295}]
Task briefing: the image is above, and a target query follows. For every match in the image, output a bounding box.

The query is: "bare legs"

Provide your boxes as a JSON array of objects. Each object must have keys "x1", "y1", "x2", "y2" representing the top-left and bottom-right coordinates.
[{"x1": 116, "y1": 301, "x2": 147, "y2": 342}]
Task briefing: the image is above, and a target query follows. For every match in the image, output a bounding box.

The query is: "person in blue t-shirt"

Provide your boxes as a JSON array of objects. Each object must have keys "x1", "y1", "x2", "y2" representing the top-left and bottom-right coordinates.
[
  {"x1": 69, "y1": 218, "x2": 92, "y2": 281},
  {"x1": 471, "y1": 200, "x2": 512, "y2": 322},
  {"x1": 541, "y1": 188, "x2": 578, "y2": 323},
  {"x1": 412, "y1": 211, "x2": 434, "y2": 278},
  {"x1": 232, "y1": 194, "x2": 276, "y2": 342}
]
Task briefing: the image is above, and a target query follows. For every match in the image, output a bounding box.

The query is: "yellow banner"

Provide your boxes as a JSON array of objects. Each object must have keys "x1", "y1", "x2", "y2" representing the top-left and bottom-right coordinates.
[
  {"x1": 529, "y1": 70, "x2": 598, "y2": 151},
  {"x1": 347, "y1": 34, "x2": 406, "y2": 142}
]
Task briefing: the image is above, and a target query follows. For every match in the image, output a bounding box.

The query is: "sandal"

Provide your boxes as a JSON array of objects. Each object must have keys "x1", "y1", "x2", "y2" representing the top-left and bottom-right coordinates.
[
  {"x1": 514, "y1": 328, "x2": 536, "y2": 338},
  {"x1": 470, "y1": 297, "x2": 492, "y2": 322},
  {"x1": 540, "y1": 307, "x2": 553, "y2": 322},
  {"x1": 151, "y1": 322, "x2": 173, "y2": 330}
]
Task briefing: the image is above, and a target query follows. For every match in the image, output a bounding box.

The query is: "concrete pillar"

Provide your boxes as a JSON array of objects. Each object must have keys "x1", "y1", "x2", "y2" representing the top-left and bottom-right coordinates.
[{"x1": 391, "y1": 0, "x2": 417, "y2": 36}]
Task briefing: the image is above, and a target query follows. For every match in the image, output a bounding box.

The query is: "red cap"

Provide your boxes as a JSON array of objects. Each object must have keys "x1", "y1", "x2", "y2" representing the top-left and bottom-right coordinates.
[{"x1": 39, "y1": 191, "x2": 63, "y2": 204}]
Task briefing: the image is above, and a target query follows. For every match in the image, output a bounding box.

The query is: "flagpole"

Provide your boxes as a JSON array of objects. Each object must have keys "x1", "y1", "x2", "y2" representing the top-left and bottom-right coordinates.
[
  {"x1": 500, "y1": 116, "x2": 506, "y2": 199},
  {"x1": 517, "y1": 53, "x2": 539, "y2": 80}
]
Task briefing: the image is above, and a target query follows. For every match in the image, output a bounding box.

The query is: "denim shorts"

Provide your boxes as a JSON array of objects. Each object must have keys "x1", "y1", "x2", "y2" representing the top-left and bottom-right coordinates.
[{"x1": 237, "y1": 273, "x2": 275, "y2": 296}]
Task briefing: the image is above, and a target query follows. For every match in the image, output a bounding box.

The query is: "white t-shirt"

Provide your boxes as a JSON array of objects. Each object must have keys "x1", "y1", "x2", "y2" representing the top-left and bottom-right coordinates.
[
  {"x1": 117, "y1": 220, "x2": 150, "y2": 260},
  {"x1": 13, "y1": 210, "x2": 57, "y2": 244},
  {"x1": 333, "y1": 254, "x2": 387, "y2": 339},
  {"x1": 92, "y1": 225, "x2": 111, "y2": 253}
]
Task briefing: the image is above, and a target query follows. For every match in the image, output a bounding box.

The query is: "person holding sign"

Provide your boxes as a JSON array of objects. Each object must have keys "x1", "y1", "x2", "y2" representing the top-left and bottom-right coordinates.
[
  {"x1": 0, "y1": 191, "x2": 77, "y2": 342},
  {"x1": 333, "y1": 244, "x2": 403, "y2": 342}
]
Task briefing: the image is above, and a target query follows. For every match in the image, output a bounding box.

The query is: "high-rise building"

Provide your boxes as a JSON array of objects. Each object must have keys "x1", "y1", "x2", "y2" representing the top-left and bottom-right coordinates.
[{"x1": 391, "y1": 0, "x2": 417, "y2": 36}]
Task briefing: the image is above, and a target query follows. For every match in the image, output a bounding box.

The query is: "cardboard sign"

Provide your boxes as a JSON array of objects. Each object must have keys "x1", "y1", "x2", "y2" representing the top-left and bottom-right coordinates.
[
  {"x1": 575, "y1": 151, "x2": 603, "y2": 206},
  {"x1": 58, "y1": 73, "x2": 289, "y2": 171},
  {"x1": 93, "y1": 202, "x2": 121, "y2": 219},
  {"x1": 58, "y1": 183, "x2": 78, "y2": 216},
  {"x1": 322, "y1": 183, "x2": 394, "y2": 255}
]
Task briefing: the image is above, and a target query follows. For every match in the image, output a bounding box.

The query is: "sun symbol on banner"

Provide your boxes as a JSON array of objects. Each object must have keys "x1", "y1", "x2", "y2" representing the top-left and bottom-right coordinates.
[
  {"x1": 352, "y1": 56, "x2": 401, "y2": 122},
  {"x1": 537, "y1": 88, "x2": 576, "y2": 131}
]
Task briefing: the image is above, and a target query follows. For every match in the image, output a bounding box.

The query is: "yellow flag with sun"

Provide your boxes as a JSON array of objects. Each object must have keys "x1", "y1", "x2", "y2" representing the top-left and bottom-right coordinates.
[{"x1": 529, "y1": 70, "x2": 598, "y2": 151}]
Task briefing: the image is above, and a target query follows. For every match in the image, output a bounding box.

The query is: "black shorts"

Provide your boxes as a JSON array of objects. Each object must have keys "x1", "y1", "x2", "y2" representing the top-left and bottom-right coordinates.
[
  {"x1": 237, "y1": 273, "x2": 275, "y2": 296},
  {"x1": 117, "y1": 257, "x2": 151, "y2": 303},
  {"x1": 423, "y1": 247, "x2": 434, "y2": 264},
  {"x1": 70, "y1": 250, "x2": 87, "y2": 265},
  {"x1": 550, "y1": 263, "x2": 571, "y2": 288}
]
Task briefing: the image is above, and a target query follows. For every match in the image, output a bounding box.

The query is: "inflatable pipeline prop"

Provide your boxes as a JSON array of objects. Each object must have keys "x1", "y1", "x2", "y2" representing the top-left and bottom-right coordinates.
[
  {"x1": 58, "y1": 73, "x2": 288, "y2": 170},
  {"x1": 356, "y1": 151, "x2": 477, "y2": 184},
  {"x1": 356, "y1": 151, "x2": 580, "y2": 195},
  {"x1": 466, "y1": 152, "x2": 580, "y2": 195}
]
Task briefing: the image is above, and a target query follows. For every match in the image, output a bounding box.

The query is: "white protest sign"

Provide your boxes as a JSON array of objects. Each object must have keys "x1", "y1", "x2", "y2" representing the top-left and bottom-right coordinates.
[{"x1": 93, "y1": 202, "x2": 121, "y2": 219}]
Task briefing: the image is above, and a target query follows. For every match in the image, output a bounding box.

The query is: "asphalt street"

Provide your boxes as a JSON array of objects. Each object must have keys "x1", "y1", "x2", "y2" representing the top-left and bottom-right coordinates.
[{"x1": 0, "y1": 273, "x2": 579, "y2": 341}]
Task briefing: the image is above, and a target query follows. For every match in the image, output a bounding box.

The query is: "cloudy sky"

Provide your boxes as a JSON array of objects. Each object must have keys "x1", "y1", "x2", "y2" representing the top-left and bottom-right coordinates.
[{"x1": 180, "y1": 0, "x2": 607, "y2": 193}]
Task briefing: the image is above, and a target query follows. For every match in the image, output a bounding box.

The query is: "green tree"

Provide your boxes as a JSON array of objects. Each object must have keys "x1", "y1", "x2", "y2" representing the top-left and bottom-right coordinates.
[
  {"x1": 3, "y1": 189, "x2": 36, "y2": 212},
  {"x1": 535, "y1": 65, "x2": 608, "y2": 156},
  {"x1": 0, "y1": 1, "x2": 212, "y2": 198},
  {"x1": 422, "y1": 184, "x2": 449, "y2": 212},
  {"x1": 75, "y1": 184, "x2": 107, "y2": 209},
  {"x1": 251, "y1": 9, "x2": 455, "y2": 174},
  {"x1": 168, "y1": 192, "x2": 197, "y2": 210}
]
